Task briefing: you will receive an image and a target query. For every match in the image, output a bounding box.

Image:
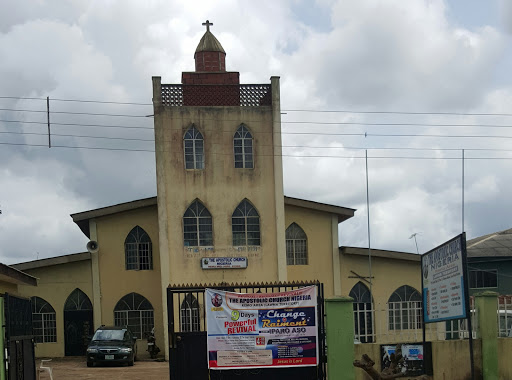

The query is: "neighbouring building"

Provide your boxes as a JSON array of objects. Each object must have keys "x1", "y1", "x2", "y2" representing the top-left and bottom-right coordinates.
[
  {"x1": 0, "y1": 263, "x2": 37, "y2": 295},
  {"x1": 466, "y1": 228, "x2": 512, "y2": 296}
]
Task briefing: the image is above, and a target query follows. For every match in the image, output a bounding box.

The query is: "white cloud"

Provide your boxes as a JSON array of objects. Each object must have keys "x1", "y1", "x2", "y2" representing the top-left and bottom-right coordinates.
[
  {"x1": 1, "y1": 0, "x2": 511, "y2": 262},
  {"x1": 0, "y1": 158, "x2": 91, "y2": 263}
]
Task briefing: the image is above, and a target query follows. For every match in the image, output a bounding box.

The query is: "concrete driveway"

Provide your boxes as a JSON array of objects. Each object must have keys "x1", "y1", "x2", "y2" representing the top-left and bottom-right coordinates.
[{"x1": 36, "y1": 357, "x2": 169, "y2": 380}]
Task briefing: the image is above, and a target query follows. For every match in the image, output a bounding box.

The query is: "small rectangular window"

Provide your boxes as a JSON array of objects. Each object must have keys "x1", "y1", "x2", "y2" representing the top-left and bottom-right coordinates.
[{"x1": 469, "y1": 269, "x2": 497, "y2": 288}]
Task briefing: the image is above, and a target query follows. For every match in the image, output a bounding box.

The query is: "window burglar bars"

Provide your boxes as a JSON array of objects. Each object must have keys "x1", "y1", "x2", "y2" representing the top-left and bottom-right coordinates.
[
  {"x1": 232, "y1": 200, "x2": 260, "y2": 246},
  {"x1": 125, "y1": 226, "x2": 153, "y2": 270},
  {"x1": 179, "y1": 293, "x2": 201, "y2": 332},
  {"x1": 114, "y1": 310, "x2": 154, "y2": 339},
  {"x1": 184, "y1": 126, "x2": 204, "y2": 170},
  {"x1": 33, "y1": 313, "x2": 57, "y2": 343},
  {"x1": 388, "y1": 301, "x2": 423, "y2": 331},
  {"x1": 183, "y1": 200, "x2": 213, "y2": 247},
  {"x1": 499, "y1": 296, "x2": 512, "y2": 337},
  {"x1": 234, "y1": 125, "x2": 254, "y2": 169},
  {"x1": 353, "y1": 302, "x2": 374, "y2": 343}
]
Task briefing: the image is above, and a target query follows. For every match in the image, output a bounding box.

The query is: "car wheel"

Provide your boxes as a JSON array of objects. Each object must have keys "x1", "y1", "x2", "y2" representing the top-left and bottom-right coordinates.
[
  {"x1": 128, "y1": 358, "x2": 134, "y2": 366},
  {"x1": 87, "y1": 361, "x2": 94, "y2": 368}
]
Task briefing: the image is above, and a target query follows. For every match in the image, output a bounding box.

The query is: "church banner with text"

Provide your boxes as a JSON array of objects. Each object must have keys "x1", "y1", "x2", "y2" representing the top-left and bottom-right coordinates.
[{"x1": 206, "y1": 286, "x2": 318, "y2": 369}]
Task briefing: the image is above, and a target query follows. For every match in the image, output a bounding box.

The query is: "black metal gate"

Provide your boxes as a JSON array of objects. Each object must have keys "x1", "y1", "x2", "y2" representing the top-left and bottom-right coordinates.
[
  {"x1": 4, "y1": 293, "x2": 36, "y2": 380},
  {"x1": 167, "y1": 281, "x2": 325, "y2": 380}
]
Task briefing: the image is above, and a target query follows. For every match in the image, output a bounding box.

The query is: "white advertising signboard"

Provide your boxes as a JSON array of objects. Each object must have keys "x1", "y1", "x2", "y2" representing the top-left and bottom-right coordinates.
[
  {"x1": 422, "y1": 234, "x2": 468, "y2": 323},
  {"x1": 205, "y1": 286, "x2": 318, "y2": 369}
]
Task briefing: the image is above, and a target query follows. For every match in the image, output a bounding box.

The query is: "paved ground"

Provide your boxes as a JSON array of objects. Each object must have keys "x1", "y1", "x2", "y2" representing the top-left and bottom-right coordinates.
[{"x1": 36, "y1": 357, "x2": 169, "y2": 380}]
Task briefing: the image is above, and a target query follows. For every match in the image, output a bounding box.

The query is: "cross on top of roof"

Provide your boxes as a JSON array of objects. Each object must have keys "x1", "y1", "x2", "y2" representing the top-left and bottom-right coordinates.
[{"x1": 202, "y1": 20, "x2": 213, "y2": 32}]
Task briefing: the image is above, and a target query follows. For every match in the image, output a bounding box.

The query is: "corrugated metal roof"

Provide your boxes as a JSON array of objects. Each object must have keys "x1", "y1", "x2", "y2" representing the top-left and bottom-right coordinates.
[{"x1": 467, "y1": 228, "x2": 512, "y2": 257}]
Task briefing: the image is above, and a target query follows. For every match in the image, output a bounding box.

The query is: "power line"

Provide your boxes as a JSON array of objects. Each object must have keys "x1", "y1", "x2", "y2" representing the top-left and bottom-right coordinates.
[
  {"x1": 4, "y1": 130, "x2": 512, "y2": 152},
  {"x1": 0, "y1": 142, "x2": 154, "y2": 152},
  {"x1": 0, "y1": 119, "x2": 153, "y2": 130},
  {"x1": 4, "y1": 110, "x2": 512, "y2": 128},
  {"x1": 0, "y1": 108, "x2": 150, "y2": 118},
  {"x1": 0, "y1": 96, "x2": 152, "y2": 106},
  {"x1": 0, "y1": 131, "x2": 154, "y2": 142},
  {"x1": 282, "y1": 132, "x2": 512, "y2": 139},
  {"x1": 3, "y1": 119, "x2": 512, "y2": 138},
  {"x1": 283, "y1": 121, "x2": 512, "y2": 128},
  {"x1": 2, "y1": 141, "x2": 512, "y2": 159},
  {"x1": 1, "y1": 95, "x2": 512, "y2": 116},
  {"x1": 282, "y1": 109, "x2": 512, "y2": 117}
]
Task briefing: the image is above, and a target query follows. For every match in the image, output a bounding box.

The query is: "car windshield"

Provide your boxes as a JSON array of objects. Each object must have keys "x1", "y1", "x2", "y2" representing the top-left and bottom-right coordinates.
[{"x1": 92, "y1": 329, "x2": 125, "y2": 341}]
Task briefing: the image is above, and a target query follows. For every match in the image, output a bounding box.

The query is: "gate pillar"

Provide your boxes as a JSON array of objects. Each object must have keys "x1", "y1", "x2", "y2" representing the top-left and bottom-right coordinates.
[
  {"x1": 325, "y1": 296, "x2": 355, "y2": 380},
  {"x1": 475, "y1": 291, "x2": 498, "y2": 380}
]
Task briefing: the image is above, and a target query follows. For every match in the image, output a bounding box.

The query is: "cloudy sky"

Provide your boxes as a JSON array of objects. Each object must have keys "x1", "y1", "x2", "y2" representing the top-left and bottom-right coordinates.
[{"x1": 1, "y1": 0, "x2": 511, "y2": 264}]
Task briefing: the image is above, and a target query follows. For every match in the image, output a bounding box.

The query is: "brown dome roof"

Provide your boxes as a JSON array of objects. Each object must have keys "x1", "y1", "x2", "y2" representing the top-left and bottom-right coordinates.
[{"x1": 195, "y1": 30, "x2": 225, "y2": 54}]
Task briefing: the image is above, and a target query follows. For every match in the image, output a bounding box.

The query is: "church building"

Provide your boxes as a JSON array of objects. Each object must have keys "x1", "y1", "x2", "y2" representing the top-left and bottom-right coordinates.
[{"x1": 12, "y1": 22, "x2": 423, "y2": 360}]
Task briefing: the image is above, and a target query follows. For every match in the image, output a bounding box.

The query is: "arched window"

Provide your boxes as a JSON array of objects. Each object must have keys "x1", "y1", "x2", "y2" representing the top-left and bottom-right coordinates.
[
  {"x1": 234, "y1": 124, "x2": 254, "y2": 169},
  {"x1": 349, "y1": 282, "x2": 374, "y2": 343},
  {"x1": 180, "y1": 293, "x2": 200, "y2": 332},
  {"x1": 114, "y1": 293, "x2": 154, "y2": 339},
  {"x1": 388, "y1": 285, "x2": 422, "y2": 330},
  {"x1": 232, "y1": 199, "x2": 260, "y2": 246},
  {"x1": 125, "y1": 226, "x2": 153, "y2": 270},
  {"x1": 286, "y1": 223, "x2": 308, "y2": 265},
  {"x1": 31, "y1": 296, "x2": 57, "y2": 343},
  {"x1": 184, "y1": 125, "x2": 204, "y2": 169},
  {"x1": 183, "y1": 200, "x2": 213, "y2": 246},
  {"x1": 64, "y1": 288, "x2": 92, "y2": 311}
]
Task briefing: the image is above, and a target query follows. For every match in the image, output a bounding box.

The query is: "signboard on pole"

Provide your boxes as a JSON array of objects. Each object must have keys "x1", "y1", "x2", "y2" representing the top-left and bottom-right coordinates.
[
  {"x1": 421, "y1": 233, "x2": 468, "y2": 323},
  {"x1": 205, "y1": 286, "x2": 318, "y2": 369}
]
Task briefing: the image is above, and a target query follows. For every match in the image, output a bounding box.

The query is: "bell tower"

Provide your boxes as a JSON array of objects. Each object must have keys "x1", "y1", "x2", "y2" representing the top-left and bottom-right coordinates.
[{"x1": 152, "y1": 22, "x2": 286, "y2": 355}]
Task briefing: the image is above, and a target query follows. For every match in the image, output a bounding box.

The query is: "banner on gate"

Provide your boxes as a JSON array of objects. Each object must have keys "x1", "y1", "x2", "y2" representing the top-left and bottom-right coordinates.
[{"x1": 206, "y1": 286, "x2": 318, "y2": 369}]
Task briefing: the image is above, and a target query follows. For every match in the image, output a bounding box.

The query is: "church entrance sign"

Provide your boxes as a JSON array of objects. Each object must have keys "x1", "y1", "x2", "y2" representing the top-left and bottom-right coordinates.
[
  {"x1": 167, "y1": 281, "x2": 326, "y2": 380},
  {"x1": 421, "y1": 233, "x2": 475, "y2": 378},
  {"x1": 206, "y1": 286, "x2": 318, "y2": 369},
  {"x1": 201, "y1": 257, "x2": 248, "y2": 269},
  {"x1": 421, "y1": 233, "x2": 468, "y2": 323}
]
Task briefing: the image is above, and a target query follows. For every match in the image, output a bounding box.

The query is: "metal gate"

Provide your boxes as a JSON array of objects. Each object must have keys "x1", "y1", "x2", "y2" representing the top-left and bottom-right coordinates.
[
  {"x1": 167, "y1": 281, "x2": 326, "y2": 380},
  {"x1": 4, "y1": 293, "x2": 36, "y2": 380}
]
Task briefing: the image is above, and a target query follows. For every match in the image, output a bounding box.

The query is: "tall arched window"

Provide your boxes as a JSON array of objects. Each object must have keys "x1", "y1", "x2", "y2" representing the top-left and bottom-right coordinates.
[
  {"x1": 234, "y1": 124, "x2": 254, "y2": 168},
  {"x1": 388, "y1": 285, "x2": 422, "y2": 330},
  {"x1": 232, "y1": 199, "x2": 260, "y2": 246},
  {"x1": 125, "y1": 226, "x2": 153, "y2": 270},
  {"x1": 114, "y1": 293, "x2": 154, "y2": 339},
  {"x1": 64, "y1": 288, "x2": 92, "y2": 311},
  {"x1": 286, "y1": 223, "x2": 308, "y2": 265},
  {"x1": 31, "y1": 296, "x2": 57, "y2": 343},
  {"x1": 349, "y1": 282, "x2": 374, "y2": 343},
  {"x1": 183, "y1": 200, "x2": 213, "y2": 246},
  {"x1": 184, "y1": 125, "x2": 204, "y2": 169},
  {"x1": 180, "y1": 293, "x2": 200, "y2": 332}
]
